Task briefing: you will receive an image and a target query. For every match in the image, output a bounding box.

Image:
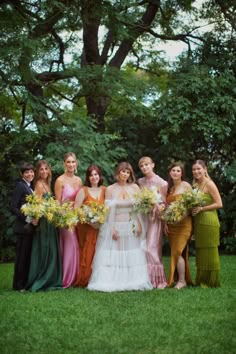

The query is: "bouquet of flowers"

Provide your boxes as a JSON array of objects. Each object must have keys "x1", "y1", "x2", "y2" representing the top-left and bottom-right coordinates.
[
  {"x1": 181, "y1": 189, "x2": 205, "y2": 208},
  {"x1": 21, "y1": 193, "x2": 80, "y2": 230},
  {"x1": 21, "y1": 193, "x2": 46, "y2": 222},
  {"x1": 132, "y1": 186, "x2": 163, "y2": 215},
  {"x1": 44, "y1": 198, "x2": 80, "y2": 230},
  {"x1": 78, "y1": 201, "x2": 109, "y2": 225},
  {"x1": 161, "y1": 197, "x2": 186, "y2": 224},
  {"x1": 161, "y1": 189, "x2": 205, "y2": 224}
]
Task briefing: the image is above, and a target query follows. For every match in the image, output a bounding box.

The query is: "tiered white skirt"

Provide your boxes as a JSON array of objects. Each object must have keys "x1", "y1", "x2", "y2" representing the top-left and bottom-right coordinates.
[{"x1": 88, "y1": 220, "x2": 153, "y2": 292}]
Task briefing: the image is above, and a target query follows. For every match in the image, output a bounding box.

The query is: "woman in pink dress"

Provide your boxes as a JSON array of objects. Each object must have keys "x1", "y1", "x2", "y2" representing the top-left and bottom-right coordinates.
[
  {"x1": 54, "y1": 152, "x2": 82, "y2": 288},
  {"x1": 138, "y1": 156, "x2": 167, "y2": 289}
]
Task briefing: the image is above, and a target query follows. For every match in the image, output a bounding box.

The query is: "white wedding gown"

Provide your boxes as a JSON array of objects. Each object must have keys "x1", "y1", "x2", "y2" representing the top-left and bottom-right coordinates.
[{"x1": 88, "y1": 183, "x2": 152, "y2": 292}]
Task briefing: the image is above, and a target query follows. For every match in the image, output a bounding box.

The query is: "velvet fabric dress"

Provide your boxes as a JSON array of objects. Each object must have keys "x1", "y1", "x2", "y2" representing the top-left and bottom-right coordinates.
[
  {"x1": 166, "y1": 194, "x2": 193, "y2": 287},
  {"x1": 194, "y1": 193, "x2": 220, "y2": 287},
  {"x1": 59, "y1": 184, "x2": 80, "y2": 288},
  {"x1": 75, "y1": 186, "x2": 106, "y2": 287},
  {"x1": 26, "y1": 193, "x2": 62, "y2": 291},
  {"x1": 138, "y1": 174, "x2": 168, "y2": 288}
]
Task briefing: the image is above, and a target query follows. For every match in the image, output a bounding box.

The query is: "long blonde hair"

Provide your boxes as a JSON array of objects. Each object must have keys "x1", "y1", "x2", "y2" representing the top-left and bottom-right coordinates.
[
  {"x1": 63, "y1": 152, "x2": 78, "y2": 173},
  {"x1": 64, "y1": 152, "x2": 77, "y2": 161}
]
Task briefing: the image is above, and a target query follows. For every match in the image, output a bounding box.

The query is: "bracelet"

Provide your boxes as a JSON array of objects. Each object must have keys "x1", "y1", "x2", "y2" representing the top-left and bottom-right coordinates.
[{"x1": 200, "y1": 207, "x2": 203, "y2": 212}]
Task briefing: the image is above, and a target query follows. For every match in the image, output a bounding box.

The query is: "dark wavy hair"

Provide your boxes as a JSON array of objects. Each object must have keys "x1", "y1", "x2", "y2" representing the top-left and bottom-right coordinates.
[
  {"x1": 115, "y1": 162, "x2": 136, "y2": 184},
  {"x1": 84, "y1": 165, "x2": 104, "y2": 187},
  {"x1": 167, "y1": 161, "x2": 185, "y2": 194},
  {"x1": 34, "y1": 160, "x2": 52, "y2": 187}
]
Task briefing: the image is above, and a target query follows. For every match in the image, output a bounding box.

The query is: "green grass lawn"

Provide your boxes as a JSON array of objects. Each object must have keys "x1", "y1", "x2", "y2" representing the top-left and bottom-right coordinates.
[{"x1": 0, "y1": 256, "x2": 236, "y2": 354}]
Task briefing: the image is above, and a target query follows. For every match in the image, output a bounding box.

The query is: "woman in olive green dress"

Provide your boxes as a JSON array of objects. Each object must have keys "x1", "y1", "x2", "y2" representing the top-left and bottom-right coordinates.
[
  {"x1": 26, "y1": 160, "x2": 62, "y2": 291},
  {"x1": 192, "y1": 160, "x2": 222, "y2": 287}
]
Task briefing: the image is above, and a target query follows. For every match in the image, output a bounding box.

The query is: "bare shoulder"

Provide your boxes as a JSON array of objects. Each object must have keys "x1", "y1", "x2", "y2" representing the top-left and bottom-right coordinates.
[
  {"x1": 75, "y1": 176, "x2": 82, "y2": 186},
  {"x1": 206, "y1": 179, "x2": 219, "y2": 191},
  {"x1": 55, "y1": 174, "x2": 64, "y2": 185},
  {"x1": 34, "y1": 182, "x2": 44, "y2": 196},
  {"x1": 182, "y1": 181, "x2": 192, "y2": 190}
]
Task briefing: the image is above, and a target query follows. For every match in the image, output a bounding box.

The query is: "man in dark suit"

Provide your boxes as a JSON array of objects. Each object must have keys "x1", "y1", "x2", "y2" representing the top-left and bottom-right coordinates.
[{"x1": 11, "y1": 162, "x2": 36, "y2": 291}]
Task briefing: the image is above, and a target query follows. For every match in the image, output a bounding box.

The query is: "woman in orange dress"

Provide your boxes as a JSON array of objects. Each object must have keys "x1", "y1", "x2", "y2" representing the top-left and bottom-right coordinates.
[
  {"x1": 165, "y1": 162, "x2": 193, "y2": 289},
  {"x1": 74, "y1": 165, "x2": 106, "y2": 287}
]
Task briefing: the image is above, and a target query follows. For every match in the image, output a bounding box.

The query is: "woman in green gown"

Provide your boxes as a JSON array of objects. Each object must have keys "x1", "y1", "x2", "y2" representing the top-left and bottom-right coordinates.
[
  {"x1": 26, "y1": 160, "x2": 62, "y2": 291},
  {"x1": 192, "y1": 160, "x2": 222, "y2": 287}
]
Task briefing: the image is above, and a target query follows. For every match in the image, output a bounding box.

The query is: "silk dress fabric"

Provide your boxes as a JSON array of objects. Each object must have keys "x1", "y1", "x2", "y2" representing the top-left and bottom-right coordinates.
[
  {"x1": 26, "y1": 193, "x2": 62, "y2": 291},
  {"x1": 88, "y1": 183, "x2": 153, "y2": 292},
  {"x1": 60, "y1": 184, "x2": 80, "y2": 288},
  {"x1": 194, "y1": 193, "x2": 220, "y2": 287},
  {"x1": 138, "y1": 174, "x2": 167, "y2": 288},
  {"x1": 75, "y1": 186, "x2": 106, "y2": 287},
  {"x1": 166, "y1": 194, "x2": 193, "y2": 287}
]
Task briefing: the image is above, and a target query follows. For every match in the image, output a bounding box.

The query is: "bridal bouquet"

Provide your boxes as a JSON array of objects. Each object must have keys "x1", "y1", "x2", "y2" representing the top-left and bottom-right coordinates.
[
  {"x1": 78, "y1": 201, "x2": 109, "y2": 225},
  {"x1": 132, "y1": 186, "x2": 164, "y2": 215}
]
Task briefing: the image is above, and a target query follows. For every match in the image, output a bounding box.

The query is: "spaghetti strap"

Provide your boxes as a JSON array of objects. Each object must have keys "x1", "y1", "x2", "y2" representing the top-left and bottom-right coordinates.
[
  {"x1": 41, "y1": 183, "x2": 48, "y2": 193},
  {"x1": 200, "y1": 180, "x2": 209, "y2": 192}
]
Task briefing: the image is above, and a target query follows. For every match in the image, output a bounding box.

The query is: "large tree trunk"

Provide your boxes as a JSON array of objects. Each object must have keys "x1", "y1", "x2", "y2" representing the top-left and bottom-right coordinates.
[{"x1": 81, "y1": 1, "x2": 160, "y2": 130}]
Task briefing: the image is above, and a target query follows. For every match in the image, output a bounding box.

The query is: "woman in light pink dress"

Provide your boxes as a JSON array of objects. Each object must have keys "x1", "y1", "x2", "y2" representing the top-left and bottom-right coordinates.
[
  {"x1": 138, "y1": 156, "x2": 167, "y2": 289},
  {"x1": 54, "y1": 152, "x2": 82, "y2": 288}
]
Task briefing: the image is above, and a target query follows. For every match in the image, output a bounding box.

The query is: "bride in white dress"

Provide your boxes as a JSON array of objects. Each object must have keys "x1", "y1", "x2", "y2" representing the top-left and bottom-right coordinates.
[{"x1": 88, "y1": 162, "x2": 152, "y2": 292}]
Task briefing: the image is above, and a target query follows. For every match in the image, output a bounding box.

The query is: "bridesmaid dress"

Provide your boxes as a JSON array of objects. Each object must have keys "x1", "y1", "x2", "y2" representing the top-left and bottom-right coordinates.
[
  {"x1": 75, "y1": 186, "x2": 106, "y2": 287},
  {"x1": 138, "y1": 174, "x2": 167, "y2": 288},
  {"x1": 194, "y1": 193, "x2": 220, "y2": 287},
  {"x1": 60, "y1": 184, "x2": 80, "y2": 288},
  {"x1": 166, "y1": 194, "x2": 193, "y2": 287},
  {"x1": 27, "y1": 193, "x2": 62, "y2": 291}
]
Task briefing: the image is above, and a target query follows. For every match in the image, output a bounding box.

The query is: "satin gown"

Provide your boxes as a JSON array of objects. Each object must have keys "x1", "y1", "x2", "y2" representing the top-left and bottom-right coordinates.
[
  {"x1": 166, "y1": 194, "x2": 193, "y2": 287},
  {"x1": 59, "y1": 184, "x2": 80, "y2": 288},
  {"x1": 75, "y1": 186, "x2": 106, "y2": 287},
  {"x1": 26, "y1": 193, "x2": 62, "y2": 291},
  {"x1": 138, "y1": 174, "x2": 167, "y2": 288},
  {"x1": 194, "y1": 193, "x2": 220, "y2": 287}
]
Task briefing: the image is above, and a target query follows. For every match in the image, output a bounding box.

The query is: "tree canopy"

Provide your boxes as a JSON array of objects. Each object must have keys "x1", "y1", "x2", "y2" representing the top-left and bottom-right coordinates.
[{"x1": 0, "y1": 0, "x2": 236, "y2": 255}]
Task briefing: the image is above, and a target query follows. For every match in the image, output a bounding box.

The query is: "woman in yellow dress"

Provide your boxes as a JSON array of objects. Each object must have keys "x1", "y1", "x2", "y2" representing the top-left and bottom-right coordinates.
[{"x1": 165, "y1": 162, "x2": 193, "y2": 289}]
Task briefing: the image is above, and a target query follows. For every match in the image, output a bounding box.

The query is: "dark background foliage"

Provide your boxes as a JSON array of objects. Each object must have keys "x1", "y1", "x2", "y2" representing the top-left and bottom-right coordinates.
[{"x1": 0, "y1": 0, "x2": 236, "y2": 261}]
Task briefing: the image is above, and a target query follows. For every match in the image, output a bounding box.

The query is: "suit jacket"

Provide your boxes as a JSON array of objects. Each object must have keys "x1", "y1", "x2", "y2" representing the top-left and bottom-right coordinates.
[{"x1": 11, "y1": 179, "x2": 33, "y2": 234}]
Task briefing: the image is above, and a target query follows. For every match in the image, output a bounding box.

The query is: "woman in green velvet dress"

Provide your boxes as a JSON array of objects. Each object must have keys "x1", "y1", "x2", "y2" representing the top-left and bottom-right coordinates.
[
  {"x1": 192, "y1": 160, "x2": 222, "y2": 287},
  {"x1": 26, "y1": 160, "x2": 62, "y2": 292}
]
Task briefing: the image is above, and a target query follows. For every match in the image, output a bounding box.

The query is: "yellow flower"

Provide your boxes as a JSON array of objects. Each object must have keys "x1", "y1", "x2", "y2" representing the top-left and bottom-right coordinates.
[{"x1": 78, "y1": 201, "x2": 109, "y2": 225}]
